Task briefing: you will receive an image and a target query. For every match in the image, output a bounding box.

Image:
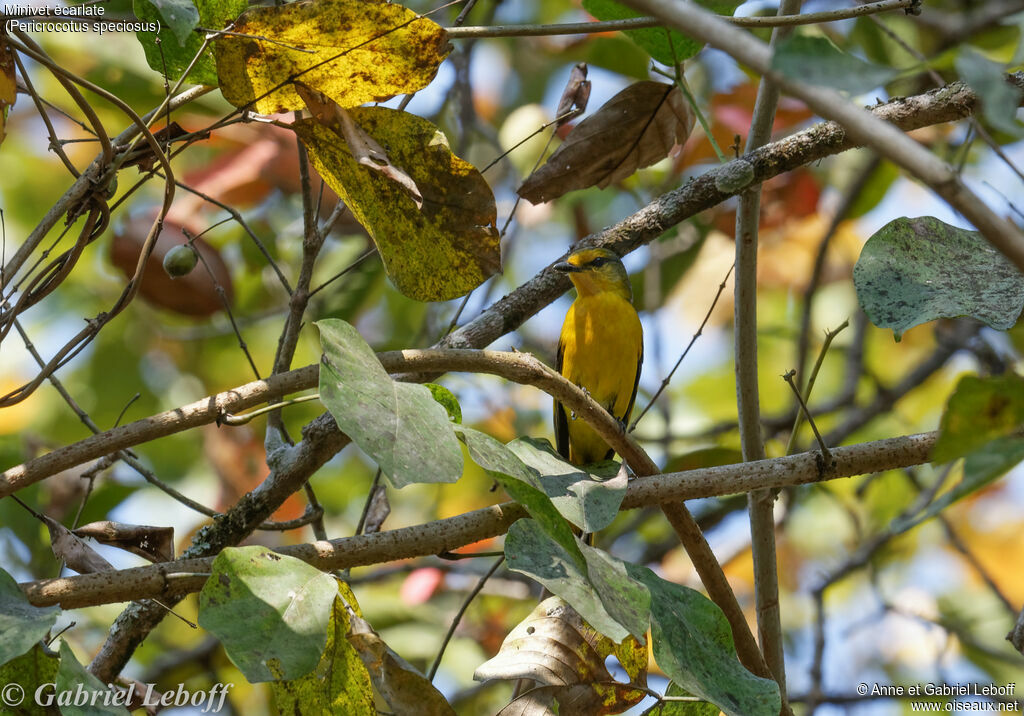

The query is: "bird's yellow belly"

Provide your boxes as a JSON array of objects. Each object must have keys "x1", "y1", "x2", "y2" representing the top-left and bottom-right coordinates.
[{"x1": 559, "y1": 294, "x2": 642, "y2": 464}]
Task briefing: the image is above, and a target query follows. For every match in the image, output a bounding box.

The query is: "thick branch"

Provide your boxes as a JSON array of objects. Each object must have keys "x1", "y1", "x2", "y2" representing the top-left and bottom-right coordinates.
[{"x1": 20, "y1": 431, "x2": 936, "y2": 609}]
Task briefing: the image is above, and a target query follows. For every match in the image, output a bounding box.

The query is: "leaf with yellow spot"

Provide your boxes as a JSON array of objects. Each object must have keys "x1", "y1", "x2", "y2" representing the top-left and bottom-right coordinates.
[
  {"x1": 296, "y1": 108, "x2": 499, "y2": 301},
  {"x1": 213, "y1": 0, "x2": 450, "y2": 114}
]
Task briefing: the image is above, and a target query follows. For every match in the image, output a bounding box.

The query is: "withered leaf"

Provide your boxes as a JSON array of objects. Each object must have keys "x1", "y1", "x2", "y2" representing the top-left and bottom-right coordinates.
[
  {"x1": 475, "y1": 598, "x2": 647, "y2": 716},
  {"x1": 519, "y1": 81, "x2": 695, "y2": 204},
  {"x1": 556, "y1": 63, "x2": 591, "y2": 127},
  {"x1": 72, "y1": 521, "x2": 175, "y2": 563},
  {"x1": 296, "y1": 83, "x2": 423, "y2": 208},
  {"x1": 362, "y1": 483, "x2": 390, "y2": 535},
  {"x1": 42, "y1": 515, "x2": 114, "y2": 575}
]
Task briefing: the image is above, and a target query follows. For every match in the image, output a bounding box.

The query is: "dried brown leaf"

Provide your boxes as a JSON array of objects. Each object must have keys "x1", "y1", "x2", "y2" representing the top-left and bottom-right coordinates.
[
  {"x1": 556, "y1": 63, "x2": 591, "y2": 127},
  {"x1": 42, "y1": 515, "x2": 114, "y2": 575},
  {"x1": 362, "y1": 483, "x2": 390, "y2": 535},
  {"x1": 519, "y1": 81, "x2": 695, "y2": 204},
  {"x1": 475, "y1": 598, "x2": 647, "y2": 716},
  {"x1": 72, "y1": 521, "x2": 174, "y2": 563}
]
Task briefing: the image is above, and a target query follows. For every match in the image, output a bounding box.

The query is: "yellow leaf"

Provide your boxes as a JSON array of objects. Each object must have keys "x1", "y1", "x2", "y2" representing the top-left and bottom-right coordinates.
[
  {"x1": 214, "y1": 0, "x2": 450, "y2": 115},
  {"x1": 296, "y1": 108, "x2": 499, "y2": 301}
]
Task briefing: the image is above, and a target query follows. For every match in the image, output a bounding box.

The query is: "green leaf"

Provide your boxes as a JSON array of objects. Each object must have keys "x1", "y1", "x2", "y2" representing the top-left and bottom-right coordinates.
[
  {"x1": 213, "y1": 0, "x2": 450, "y2": 114},
  {"x1": 0, "y1": 643, "x2": 59, "y2": 714},
  {"x1": 457, "y1": 427, "x2": 582, "y2": 564},
  {"x1": 507, "y1": 437, "x2": 627, "y2": 533},
  {"x1": 296, "y1": 109, "x2": 499, "y2": 301},
  {"x1": 933, "y1": 374, "x2": 1024, "y2": 463},
  {"x1": 504, "y1": 519, "x2": 650, "y2": 642},
  {"x1": 0, "y1": 567, "x2": 59, "y2": 667},
  {"x1": 772, "y1": 35, "x2": 897, "y2": 94},
  {"x1": 582, "y1": 0, "x2": 742, "y2": 65},
  {"x1": 955, "y1": 48, "x2": 1024, "y2": 137},
  {"x1": 198, "y1": 546, "x2": 339, "y2": 683},
  {"x1": 270, "y1": 588, "x2": 375, "y2": 714},
  {"x1": 853, "y1": 216, "x2": 1024, "y2": 340},
  {"x1": 317, "y1": 319, "x2": 463, "y2": 488},
  {"x1": 425, "y1": 383, "x2": 462, "y2": 424},
  {"x1": 134, "y1": 0, "x2": 246, "y2": 86},
  {"x1": 629, "y1": 566, "x2": 781, "y2": 716},
  {"x1": 138, "y1": 0, "x2": 198, "y2": 45},
  {"x1": 55, "y1": 640, "x2": 130, "y2": 716}
]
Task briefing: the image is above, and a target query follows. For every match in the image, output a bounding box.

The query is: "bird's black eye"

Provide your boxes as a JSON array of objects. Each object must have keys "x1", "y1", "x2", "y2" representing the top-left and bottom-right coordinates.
[{"x1": 590, "y1": 256, "x2": 607, "y2": 267}]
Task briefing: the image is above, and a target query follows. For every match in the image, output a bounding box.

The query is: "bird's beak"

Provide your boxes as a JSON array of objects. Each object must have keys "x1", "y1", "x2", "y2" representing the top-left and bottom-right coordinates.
[{"x1": 553, "y1": 261, "x2": 580, "y2": 273}]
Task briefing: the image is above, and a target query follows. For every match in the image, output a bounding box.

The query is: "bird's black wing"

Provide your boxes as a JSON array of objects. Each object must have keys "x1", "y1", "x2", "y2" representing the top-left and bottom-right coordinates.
[
  {"x1": 622, "y1": 336, "x2": 644, "y2": 424},
  {"x1": 554, "y1": 338, "x2": 571, "y2": 460}
]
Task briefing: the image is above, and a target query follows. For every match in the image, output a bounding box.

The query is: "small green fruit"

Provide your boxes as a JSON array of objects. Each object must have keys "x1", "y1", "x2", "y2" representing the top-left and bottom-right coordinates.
[{"x1": 163, "y1": 244, "x2": 198, "y2": 278}]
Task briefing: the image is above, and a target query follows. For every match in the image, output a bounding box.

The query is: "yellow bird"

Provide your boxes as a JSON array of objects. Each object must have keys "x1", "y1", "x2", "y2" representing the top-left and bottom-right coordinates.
[{"x1": 553, "y1": 247, "x2": 643, "y2": 466}]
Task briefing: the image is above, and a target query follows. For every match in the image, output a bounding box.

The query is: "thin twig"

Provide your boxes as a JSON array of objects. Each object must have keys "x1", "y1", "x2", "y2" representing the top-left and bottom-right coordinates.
[
  {"x1": 445, "y1": 1, "x2": 918, "y2": 38},
  {"x1": 782, "y1": 370, "x2": 831, "y2": 465}
]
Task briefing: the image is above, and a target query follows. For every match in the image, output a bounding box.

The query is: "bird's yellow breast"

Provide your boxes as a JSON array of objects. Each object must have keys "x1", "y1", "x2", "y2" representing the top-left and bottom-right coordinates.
[{"x1": 557, "y1": 291, "x2": 643, "y2": 464}]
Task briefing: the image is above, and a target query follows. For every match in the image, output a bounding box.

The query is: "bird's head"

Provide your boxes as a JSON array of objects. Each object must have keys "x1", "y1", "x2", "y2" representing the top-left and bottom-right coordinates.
[{"x1": 553, "y1": 247, "x2": 632, "y2": 300}]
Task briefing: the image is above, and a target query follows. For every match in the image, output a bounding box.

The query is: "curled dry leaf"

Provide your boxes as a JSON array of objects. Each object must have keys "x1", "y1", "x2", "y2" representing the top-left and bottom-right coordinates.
[
  {"x1": 556, "y1": 63, "x2": 591, "y2": 127},
  {"x1": 41, "y1": 515, "x2": 114, "y2": 575},
  {"x1": 296, "y1": 83, "x2": 423, "y2": 208},
  {"x1": 109, "y1": 210, "x2": 233, "y2": 317},
  {"x1": 519, "y1": 81, "x2": 695, "y2": 204},
  {"x1": 474, "y1": 597, "x2": 647, "y2": 716},
  {"x1": 72, "y1": 521, "x2": 174, "y2": 563},
  {"x1": 362, "y1": 482, "x2": 390, "y2": 535}
]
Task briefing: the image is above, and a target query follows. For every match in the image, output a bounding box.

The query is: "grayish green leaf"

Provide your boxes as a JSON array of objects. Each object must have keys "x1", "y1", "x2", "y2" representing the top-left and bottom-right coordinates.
[
  {"x1": 508, "y1": 437, "x2": 627, "y2": 533},
  {"x1": 0, "y1": 567, "x2": 58, "y2": 667},
  {"x1": 136, "y1": 0, "x2": 198, "y2": 45},
  {"x1": 318, "y1": 319, "x2": 463, "y2": 488},
  {"x1": 955, "y1": 48, "x2": 1024, "y2": 137},
  {"x1": 853, "y1": 216, "x2": 1024, "y2": 340},
  {"x1": 458, "y1": 428, "x2": 583, "y2": 565},
  {"x1": 134, "y1": 0, "x2": 246, "y2": 85},
  {"x1": 772, "y1": 35, "x2": 897, "y2": 95},
  {"x1": 629, "y1": 565, "x2": 780, "y2": 716},
  {"x1": 198, "y1": 546, "x2": 339, "y2": 683},
  {"x1": 504, "y1": 519, "x2": 650, "y2": 642}
]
